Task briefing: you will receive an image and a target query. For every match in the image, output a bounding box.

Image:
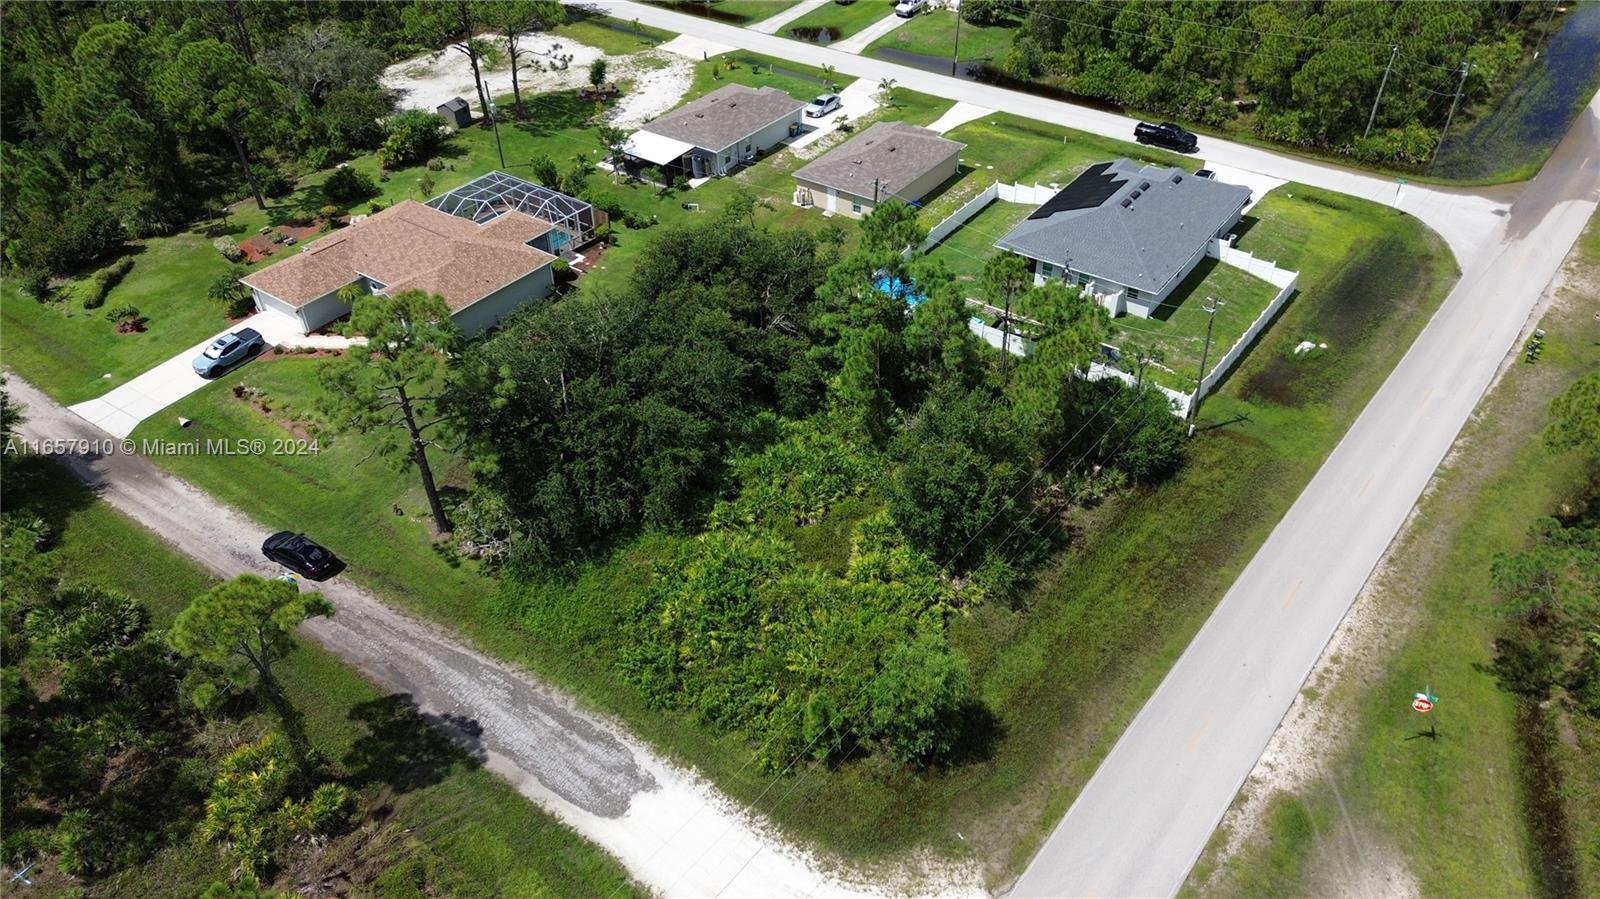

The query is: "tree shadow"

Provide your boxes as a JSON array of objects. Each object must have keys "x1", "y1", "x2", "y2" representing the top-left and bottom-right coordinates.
[
  {"x1": 344, "y1": 693, "x2": 486, "y2": 794},
  {"x1": 511, "y1": 90, "x2": 599, "y2": 140},
  {"x1": 942, "y1": 699, "x2": 1005, "y2": 768}
]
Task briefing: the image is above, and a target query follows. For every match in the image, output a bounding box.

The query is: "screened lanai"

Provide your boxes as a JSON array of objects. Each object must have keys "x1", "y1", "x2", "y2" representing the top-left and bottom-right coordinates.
[{"x1": 425, "y1": 171, "x2": 606, "y2": 248}]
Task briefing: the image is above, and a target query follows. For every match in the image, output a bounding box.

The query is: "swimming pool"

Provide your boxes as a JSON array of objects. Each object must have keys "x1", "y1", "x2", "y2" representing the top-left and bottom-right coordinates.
[{"x1": 874, "y1": 273, "x2": 928, "y2": 307}]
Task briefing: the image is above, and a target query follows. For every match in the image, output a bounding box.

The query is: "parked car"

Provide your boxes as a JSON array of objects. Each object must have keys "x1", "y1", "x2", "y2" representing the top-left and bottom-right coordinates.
[
  {"x1": 894, "y1": 0, "x2": 925, "y2": 17},
  {"x1": 805, "y1": 93, "x2": 842, "y2": 118},
  {"x1": 1134, "y1": 121, "x2": 1199, "y2": 153},
  {"x1": 192, "y1": 327, "x2": 266, "y2": 378},
  {"x1": 262, "y1": 531, "x2": 341, "y2": 580},
  {"x1": 1194, "y1": 169, "x2": 1217, "y2": 180}
]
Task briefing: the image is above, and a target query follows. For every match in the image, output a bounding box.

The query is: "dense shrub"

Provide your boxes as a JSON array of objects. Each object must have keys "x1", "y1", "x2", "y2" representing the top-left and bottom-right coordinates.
[
  {"x1": 80, "y1": 256, "x2": 134, "y2": 309},
  {"x1": 620, "y1": 519, "x2": 974, "y2": 768},
  {"x1": 213, "y1": 236, "x2": 244, "y2": 262},
  {"x1": 17, "y1": 268, "x2": 53, "y2": 302},
  {"x1": 252, "y1": 163, "x2": 294, "y2": 198},
  {"x1": 207, "y1": 267, "x2": 254, "y2": 318},
  {"x1": 375, "y1": 109, "x2": 446, "y2": 169},
  {"x1": 321, "y1": 166, "x2": 377, "y2": 204},
  {"x1": 529, "y1": 153, "x2": 560, "y2": 187},
  {"x1": 5, "y1": 203, "x2": 126, "y2": 276},
  {"x1": 714, "y1": 415, "x2": 883, "y2": 528}
]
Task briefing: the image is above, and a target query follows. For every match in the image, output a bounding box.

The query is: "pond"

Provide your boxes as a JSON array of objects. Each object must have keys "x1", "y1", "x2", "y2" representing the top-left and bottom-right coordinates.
[
  {"x1": 1432, "y1": 3, "x2": 1600, "y2": 179},
  {"x1": 787, "y1": 25, "x2": 837, "y2": 45}
]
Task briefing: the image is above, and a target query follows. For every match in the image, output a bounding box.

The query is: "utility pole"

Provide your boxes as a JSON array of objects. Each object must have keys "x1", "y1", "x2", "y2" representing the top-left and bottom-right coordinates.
[
  {"x1": 1187, "y1": 297, "x2": 1222, "y2": 434},
  {"x1": 951, "y1": 7, "x2": 963, "y2": 76},
  {"x1": 488, "y1": 99, "x2": 505, "y2": 168},
  {"x1": 1364, "y1": 45, "x2": 1399, "y2": 140},
  {"x1": 1431, "y1": 61, "x2": 1471, "y2": 165},
  {"x1": 1000, "y1": 291, "x2": 1013, "y2": 386}
]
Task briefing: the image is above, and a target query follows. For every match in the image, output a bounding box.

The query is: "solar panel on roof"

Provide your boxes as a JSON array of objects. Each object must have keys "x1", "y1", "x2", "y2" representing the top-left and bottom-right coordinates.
[{"x1": 1028, "y1": 162, "x2": 1126, "y2": 220}]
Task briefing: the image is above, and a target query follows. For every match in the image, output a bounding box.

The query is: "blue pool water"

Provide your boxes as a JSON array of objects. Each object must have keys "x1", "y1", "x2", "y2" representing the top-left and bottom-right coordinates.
[{"x1": 875, "y1": 274, "x2": 927, "y2": 307}]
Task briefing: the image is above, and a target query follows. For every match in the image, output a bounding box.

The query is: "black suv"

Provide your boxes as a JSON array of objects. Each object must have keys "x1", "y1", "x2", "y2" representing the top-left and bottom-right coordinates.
[
  {"x1": 1134, "y1": 121, "x2": 1198, "y2": 153},
  {"x1": 262, "y1": 531, "x2": 341, "y2": 580}
]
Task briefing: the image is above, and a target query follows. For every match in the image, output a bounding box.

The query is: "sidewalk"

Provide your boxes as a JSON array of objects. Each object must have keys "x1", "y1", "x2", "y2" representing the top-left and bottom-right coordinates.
[
  {"x1": 749, "y1": 0, "x2": 829, "y2": 34},
  {"x1": 830, "y1": 8, "x2": 910, "y2": 53}
]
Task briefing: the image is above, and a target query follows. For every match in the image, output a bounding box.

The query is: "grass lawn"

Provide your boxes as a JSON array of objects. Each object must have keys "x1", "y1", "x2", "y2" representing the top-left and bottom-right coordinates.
[
  {"x1": 553, "y1": 12, "x2": 676, "y2": 54},
  {"x1": 1118, "y1": 256, "x2": 1284, "y2": 393},
  {"x1": 867, "y1": 8, "x2": 1017, "y2": 63},
  {"x1": 0, "y1": 235, "x2": 238, "y2": 405},
  {"x1": 1186, "y1": 212, "x2": 1600, "y2": 899},
  {"x1": 687, "y1": 51, "x2": 843, "y2": 104},
  {"x1": 5, "y1": 458, "x2": 643, "y2": 898},
  {"x1": 650, "y1": 0, "x2": 803, "y2": 25},
  {"x1": 782, "y1": 0, "x2": 898, "y2": 42},
  {"x1": 925, "y1": 199, "x2": 1033, "y2": 280}
]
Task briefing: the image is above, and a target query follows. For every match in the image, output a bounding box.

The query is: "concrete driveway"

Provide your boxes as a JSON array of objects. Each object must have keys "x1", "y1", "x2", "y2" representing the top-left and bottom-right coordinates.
[
  {"x1": 67, "y1": 311, "x2": 356, "y2": 439},
  {"x1": 785, "y1": 78, "x2": 880, "y2": 152}
]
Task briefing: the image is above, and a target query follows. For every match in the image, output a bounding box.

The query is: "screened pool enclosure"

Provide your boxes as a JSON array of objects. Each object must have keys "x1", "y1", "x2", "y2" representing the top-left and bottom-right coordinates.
[{"x1": 425, "y1": 171, "x2": 607, "y2": 247}]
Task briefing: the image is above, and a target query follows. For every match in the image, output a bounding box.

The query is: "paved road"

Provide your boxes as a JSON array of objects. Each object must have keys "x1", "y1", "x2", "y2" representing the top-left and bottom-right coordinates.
[
  {"x1": 582, "y1": 3, "x2": 1600, "y2": 895},
  {"x1": 1011, "y1": 93, "x2": 1600, "y2": 899},
  {"x1": 585, "y1": 0, "x2": 1510, "y2": 261},
  {"x1": 8, "y1": 377, "x2": 940, "y2": 898}
]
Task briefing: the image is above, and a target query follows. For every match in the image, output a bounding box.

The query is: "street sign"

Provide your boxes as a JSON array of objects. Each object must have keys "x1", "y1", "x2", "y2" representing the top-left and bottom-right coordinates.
[{"x1": 1412, "y1": 688, "x2": 1436, "y2": 713}]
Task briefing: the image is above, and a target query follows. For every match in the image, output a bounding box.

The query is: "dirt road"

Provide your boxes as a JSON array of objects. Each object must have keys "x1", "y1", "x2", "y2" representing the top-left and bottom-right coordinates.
[{"x1": 6, "y1": 377, "x2": 962, "y2": 898}]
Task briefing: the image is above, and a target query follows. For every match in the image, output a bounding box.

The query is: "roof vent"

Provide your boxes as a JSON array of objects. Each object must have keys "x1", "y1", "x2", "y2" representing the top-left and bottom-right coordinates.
[
  {"x1": 1139, "y1": 181, "x2": 1151, "y2": 191},
  {"x1": 1129, "y1": 189, "x2": 1142, "y2": 200},
  {"x1": 1171, "y1": 172, "x2": 1183, "y2": 183},
  {"x1": 1120, "y1": 198, "x2": 1132, "y2": 208}
]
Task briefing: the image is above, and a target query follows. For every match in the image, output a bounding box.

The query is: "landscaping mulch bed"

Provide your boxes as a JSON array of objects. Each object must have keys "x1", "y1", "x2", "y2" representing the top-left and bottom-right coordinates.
[{"x1": 241, "y1": 221, "x2": 326, "y2": 263}]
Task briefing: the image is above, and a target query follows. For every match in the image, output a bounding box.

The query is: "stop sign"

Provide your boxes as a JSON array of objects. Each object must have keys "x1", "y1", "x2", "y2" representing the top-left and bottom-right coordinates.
[{"x1": 1412, "y1": 695, "x2": 1433, "y2": 713}]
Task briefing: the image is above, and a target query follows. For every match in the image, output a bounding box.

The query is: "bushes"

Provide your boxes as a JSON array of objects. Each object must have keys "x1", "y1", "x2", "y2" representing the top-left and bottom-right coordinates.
[
  {"x1": 17, "y1": 268, "x2": 53, "y2": 302},
  {"x1": 213, "y1": 235, "x2": 244, "y2": 262},
  {"x1": 79, "y1": 256, "x2": 135, "y2": 309},
  {"x1": 375, "y1": 109, "x2": 446, "y2": 169},
  {"x1": 321, "y1": 166, "x2": 377, "y2": 204},
  {"x1": 529, "y1": 153, "x2": 560, "y2": 188},
  {"x1": 251, "y1": 163, "x2": 294, "y2": 198},
  {"x1": 208, "y1": 267, "x2": 255, "y2": 318},
  {"x1": 619, "y1": 520, "x2": 974, "y2": 768}
]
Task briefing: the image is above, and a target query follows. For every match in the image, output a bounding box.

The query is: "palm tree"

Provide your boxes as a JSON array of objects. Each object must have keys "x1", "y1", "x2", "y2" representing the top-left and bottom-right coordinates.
[
  {"x1": 877, "y1": 77, "x2": 898, "y2": 105},
  {"x1": 820, "y1": 63, "x2": 838, "y2": 91}
]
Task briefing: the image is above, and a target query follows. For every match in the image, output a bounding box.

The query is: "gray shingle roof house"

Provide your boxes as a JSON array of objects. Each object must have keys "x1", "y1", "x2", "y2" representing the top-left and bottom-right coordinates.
[
  {"x1": 622, "y1": 84, "x2": 805, "y2": 180},
  {"x1": 793, "y1": 121, "x2": 964, "y2": 218},
  {"x1": 995, "y1": 159, "x2": 1249, "y2": 316}
]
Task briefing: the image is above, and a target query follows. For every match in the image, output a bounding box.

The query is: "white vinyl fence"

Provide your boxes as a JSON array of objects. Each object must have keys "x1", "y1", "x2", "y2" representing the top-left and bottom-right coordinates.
[
  {"x1": 1193, "y1": 239, "x2": 1300, "y2": 401},
  {"x1": 916, "y1": 181, "x2": 1060, "y2": 253}
]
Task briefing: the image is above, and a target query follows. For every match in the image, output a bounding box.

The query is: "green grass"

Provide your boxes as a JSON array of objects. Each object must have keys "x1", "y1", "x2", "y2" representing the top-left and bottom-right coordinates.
[
  {"x1": 0, "y1": 235, "x2": 239, "y2": 405},
  {"x1": 688, "y1": 51, "x2": 843, "y2": 103},
  {"x1": 925, "y1": 199, "x2": 1033, "y2": 280},
  {"x1": 782, "y1": 0, "x2": 899, "y2": 42},
  {"x1": 715, "y1": 0, "x2": 805, "y2": 23},
  {"x1": 553, "y1": 13, "x2": 676, "y2": 54},
  {"x1": 1186, "y1": 212, "x2": 1600, "y2": 899},
  {"x1": 5, "y1": 459, "x2": 643, "y2": 898},
  {"x1": 867, "y1": 8, "x2": 1017, "y2": 63},
  {"x1": 1119, "y1": 256, "x2": 1284, "y2": 393},
  {"x1": 128, "y1": 357, "x2": 490, "y2": 623}
]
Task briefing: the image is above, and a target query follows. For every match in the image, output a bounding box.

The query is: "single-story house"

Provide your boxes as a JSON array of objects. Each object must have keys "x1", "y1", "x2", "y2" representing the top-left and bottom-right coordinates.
[
  {"x1": 437, "y1": 96, "x2": 473, "y2": 128},
  {"x1": 242, "y1": 173, "x2": 600, "y2": 335},
  {"x1": 994, "y1": 159, "x2": 1250, "y2": 317},
  {"x1": 792, "y1": 121, "x2": 964, "y2": 218},
  {"x1": 621, "y1": 84, "x2": 804, "y2": 181}
]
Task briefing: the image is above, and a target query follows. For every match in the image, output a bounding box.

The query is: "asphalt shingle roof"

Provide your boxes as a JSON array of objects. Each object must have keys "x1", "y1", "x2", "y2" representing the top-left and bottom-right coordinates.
[
  {"x1": 793, "y1": 121, "x2": 964, "y2": 202},
  {"x1": 995, "y1": 159, "x2": 1249, "y2": 295},
  {"x1": 639, "y1": 84, "x2": 804, "y2": 151},
  {"x1": 241, "y1": 200, "x2": 555, "y2": 312}
]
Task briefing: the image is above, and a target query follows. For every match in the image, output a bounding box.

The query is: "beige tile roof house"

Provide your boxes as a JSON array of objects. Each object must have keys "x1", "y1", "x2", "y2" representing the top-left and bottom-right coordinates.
[
  {"x1": 241, "y1": 199, "x2": 563, "y2": 336},
  {"x1": 793, "y1": 121, "x2": 964, "y2": 219}
]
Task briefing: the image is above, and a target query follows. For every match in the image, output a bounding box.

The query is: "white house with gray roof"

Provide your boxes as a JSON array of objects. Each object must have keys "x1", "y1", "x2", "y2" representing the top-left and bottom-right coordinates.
[
  {"x1": 995, "y1": 159, "x2": 1250, "y2": 318},
  {"x1": 792, "y1": 121, "x2": 964, "y2": 218},
  {"x1": 621, "y1": 84, "x2": 804, "y2": 181}
]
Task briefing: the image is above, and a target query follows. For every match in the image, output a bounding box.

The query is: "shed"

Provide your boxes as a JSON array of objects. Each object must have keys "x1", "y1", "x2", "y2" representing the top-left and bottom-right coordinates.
[{"x1": 437, "y1": 97, "x2": 473, "y2": 128}]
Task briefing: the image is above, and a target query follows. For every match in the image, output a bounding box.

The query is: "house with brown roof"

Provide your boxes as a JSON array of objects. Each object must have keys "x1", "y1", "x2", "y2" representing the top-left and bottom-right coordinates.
[
  {"x1": 241, "y1": 174, "x2": 596, "y2": 335},
  {"x1": 621, "y1": 83, "x2": 805, "y2": 180},
  {"x1": 793, "y1": 121, "x2": 964, "y2": 218}
]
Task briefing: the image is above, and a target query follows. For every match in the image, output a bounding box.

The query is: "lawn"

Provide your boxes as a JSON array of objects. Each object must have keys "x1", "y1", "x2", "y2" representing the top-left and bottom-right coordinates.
[
  {"x1": 1118, "y1": 256, "x2": 1284, "y2": 393},
  {"x1": 1186, "y1": 212, "x2": 1600, "y2": 899},
  {"x1": 4, "y1": 458, "x2": 643, "y2": 898},
  {"x1": 925, "y1": 198, "x2": 1033, "y2": 280},
  {"x1": 0, "y1": 235, "x2": 237, "y2": 405},
  {"x1": 867, "y1": 7, "x2": 1017, "y2": 64},
  {"x1": 782, "y1": 0, "x2": 898, "y2": 43},
  {"x1": 553, "y1": 12, "x2": 676, "y2": 54},
  {"x1": 650, "y1": 0, "x2": 804, "y2": 25}
]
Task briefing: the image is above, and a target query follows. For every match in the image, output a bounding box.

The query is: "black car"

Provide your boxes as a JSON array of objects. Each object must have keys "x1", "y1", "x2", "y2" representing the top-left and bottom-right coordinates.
[
  {"x1": 262, "y1": 531, "x2": 340, "y2": 579},
  {"x1": 1134, "y1": 121, "x2": 1198, "y2": 153}
]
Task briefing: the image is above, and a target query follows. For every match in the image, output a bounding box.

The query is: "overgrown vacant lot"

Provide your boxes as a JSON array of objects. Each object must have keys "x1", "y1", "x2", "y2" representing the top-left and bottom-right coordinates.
[
  {"x1": 1187, "y1": 213, "x2": 1600, "y2": 899},
  {"x1": 3, "y1": 460, "x2": 641, "y2": 898},
  {"x1": 867, "y1": 7, "x2": 1017, "y2": 64}
]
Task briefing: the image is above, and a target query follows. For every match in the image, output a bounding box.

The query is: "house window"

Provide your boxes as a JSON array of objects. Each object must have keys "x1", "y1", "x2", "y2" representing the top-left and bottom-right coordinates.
[
  {"x1": 851, "y1": 201, "x2": 862, "y2": 214},
  {"x1": 1039, "y1": 261, "x2": 1055, "y2": 279},
  {"x1": 1126, "y1": 287, "x2": 1140, "y2": 300}
]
